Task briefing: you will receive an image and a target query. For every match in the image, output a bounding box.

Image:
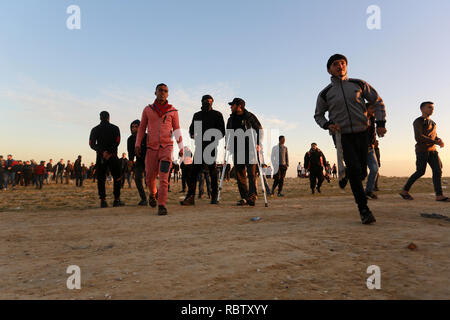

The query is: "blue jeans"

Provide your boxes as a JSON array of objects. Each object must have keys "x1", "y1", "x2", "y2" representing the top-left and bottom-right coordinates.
[
  {"x1": 36, "y1": 175, "x2": 44, "y2": 189},
  {"x1": 366, "y1": 149, "x2": 379, "y2": 193},
  {"x1": 5, "y1": 172, "x2": 16, "y2": 188}
]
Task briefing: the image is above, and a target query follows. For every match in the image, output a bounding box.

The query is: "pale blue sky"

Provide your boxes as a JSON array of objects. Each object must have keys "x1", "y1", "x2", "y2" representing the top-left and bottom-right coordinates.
[{"x1": 1, "y1": 0, "x2": 449, "y2": 177}]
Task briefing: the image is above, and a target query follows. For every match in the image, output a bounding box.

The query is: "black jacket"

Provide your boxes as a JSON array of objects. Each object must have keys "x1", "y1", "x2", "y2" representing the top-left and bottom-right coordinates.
[
  {"x1": 74, "y1": 159, "x2": 82, "y2": 174},
  {"x1": 127, "y1": 134, "x2": 147, "y2": 164},
  {"x1": 226, "y1": 109, "x2": 263, "y2": 164},
  {"x1": 304, "y1": 149, "x2": 327, "y2": 171},
  {"x1": 89, "y1": 120, "x2": 121, "y2": 159},
  {"x1": 189, "y1": 107, "x2": 225, "y2": 159}
]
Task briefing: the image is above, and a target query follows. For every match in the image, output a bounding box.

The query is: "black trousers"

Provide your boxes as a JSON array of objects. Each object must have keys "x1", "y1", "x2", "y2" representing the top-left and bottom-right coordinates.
[
  {"x1": 181, "y1": 164, "x2": 193, "y2": 191},
  {"x1": 341, "y1": 131, "x2": 369, "y2": 211},
  {"x1": 134, "y1": 161, "x2": 147, "y2": 201},
  {"x1": 309, "y1": 167, "x2": 324, "y2": 190},
  {"x1": 187, "y1": 164, "x2": 217, "y2": 198},
  {"x1": 96, "y1": 155, "x2": 121, "y2": 200},
  {"x1": 235, "y1": 164, "x2": 257, "y2": 200},
  {"x1": 75, "y1": 174, "x2": 83, "y2": 187},
  {"x1": 404, "y1": 151, "x2": 443, "y2": 196},
  {"x1": 272, "y1": 165, "x2": 287, "y2": 193}
]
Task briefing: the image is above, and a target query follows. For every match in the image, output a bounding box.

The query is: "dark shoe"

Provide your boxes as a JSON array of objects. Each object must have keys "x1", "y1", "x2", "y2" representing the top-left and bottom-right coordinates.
[
  {"x1": 339, "y1": 177, "x2": 348, "y2": 189},
  {"x1": 180, "y1": 195, "x2": 195, "y2": 206},
  {"x1": 179, "y1": 190, "x2": 185, "y2": 193},
  {"x1": 311, "y1": 189, "x2": 315, "y2": 194},
  {"x1": 366, "y1": 191, "x2": 378, "y2": 199},
  {"x1": 113, "y1": 199, "x2": 125, "y2": 207},
  {"x1": 247, "y1": 196, "x2": 256, "y2": 206},
  {"x1": 360, "y1": 208, "x2": 376, "y2": 225},
  {"x1": 399, "y1": 192, "x2": 414, "y2": 200},
  {"x1": 374, "y1": 187, "x2": 380, "y2": 192},
  {"x1": 316, "y1": 186, "x2": 321, "y2": 193},
  {"x1": 100, "y1": 199, "x2": 108, "y2": 208},
  {"x1": 210, "y1": 197, "x2": 219, "y2": 204},
  {"x1": 236, "y1": 199, "x2": 248, "y2": 206},
  {"x1": 277, "y1": 193, "x2": 284, "y2": 197},
  {"x1": 149, "y1": 195, "x2": 157, "y2": 208},
  {"x1": 158, "y1": 205, "x2": 167, "y2": 215},
  {"x1": 138, "y1": 199, "x2": 148, "y2": 206}
]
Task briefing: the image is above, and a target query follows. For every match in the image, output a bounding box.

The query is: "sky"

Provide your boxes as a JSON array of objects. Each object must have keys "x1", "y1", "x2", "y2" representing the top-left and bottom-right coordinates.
[{"x1": 1, "y1": 0, "x2": 449, "y2": 178}]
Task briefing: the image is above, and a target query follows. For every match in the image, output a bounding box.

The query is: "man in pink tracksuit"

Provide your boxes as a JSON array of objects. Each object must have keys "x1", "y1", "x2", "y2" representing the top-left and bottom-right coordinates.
[{"x1": 135, "y1": 83, "x2": 184, "y2": 215}]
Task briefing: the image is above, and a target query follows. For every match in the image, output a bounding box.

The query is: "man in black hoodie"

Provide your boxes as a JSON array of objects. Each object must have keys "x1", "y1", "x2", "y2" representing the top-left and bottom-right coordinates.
[
  {"x1": 304, "y1": 143, "x2": 327, "y2": 194},
  {"x1": 226, "y1": 98, "x2": 263, "y2": 206},
  {"x1": 127, "y1": 119, "x2": 148, "y2": 206},
  {"x1": 74, "y1": 155, "x2": 83, "y2": 187},
  {"x1": 180, "y1": 95, "x2": 225, "y2": 205},
  {"x1": 89, "y1": 111, "x2": 124, "y2": 207}
]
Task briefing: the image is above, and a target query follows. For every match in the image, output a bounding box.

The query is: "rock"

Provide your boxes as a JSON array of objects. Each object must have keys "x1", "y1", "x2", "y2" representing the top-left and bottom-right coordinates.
[
  {"x1": 251, "y1": 217, "x2": 261, "y2": 222},
  {"x1": 407, "y1": 243, "x2": 417, "y2": 250}
]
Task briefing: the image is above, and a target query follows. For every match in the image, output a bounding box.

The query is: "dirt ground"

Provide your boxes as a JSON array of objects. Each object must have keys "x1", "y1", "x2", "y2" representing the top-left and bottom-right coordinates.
[{"x1": 0, "y1": 177, "x2": 449, "y2": 299}]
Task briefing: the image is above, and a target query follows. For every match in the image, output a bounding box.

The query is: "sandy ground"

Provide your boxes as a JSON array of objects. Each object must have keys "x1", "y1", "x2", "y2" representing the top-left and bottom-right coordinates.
[{"x1": 0, "y1": 177, "x2": 449, "y2": 300}]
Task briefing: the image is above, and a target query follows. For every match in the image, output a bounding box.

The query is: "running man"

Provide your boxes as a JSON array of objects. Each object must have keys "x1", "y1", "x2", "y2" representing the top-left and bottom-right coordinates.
[
  {"x1": 314, "y1": 54, "x2": 387, "y2": 224},
  {"x1": 135, "y1": 83, "x2": 184, "y2": 215},
  {"x1": 400, "y1": 102, "x2": 448, "y2": 201},
  {"x1": 89, "y1": 111, "x2": 124, "y2": 207}
]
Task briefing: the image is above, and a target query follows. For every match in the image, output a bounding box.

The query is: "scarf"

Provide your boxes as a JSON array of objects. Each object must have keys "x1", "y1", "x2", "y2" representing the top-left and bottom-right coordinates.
[{"x1": 151, "y1": 99, "x2": 172, "y2": 117}]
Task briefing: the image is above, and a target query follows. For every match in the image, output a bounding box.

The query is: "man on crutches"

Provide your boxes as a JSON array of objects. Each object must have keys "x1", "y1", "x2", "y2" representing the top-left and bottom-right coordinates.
[{"x1": 225, "y1": 98, "x2": 264, "y2": 207}]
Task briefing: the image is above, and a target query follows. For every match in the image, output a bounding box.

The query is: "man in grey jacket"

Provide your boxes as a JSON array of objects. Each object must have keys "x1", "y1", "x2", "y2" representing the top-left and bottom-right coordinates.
[{"x1": 314, "y1": 54, "x2": 387, "y2": 224}]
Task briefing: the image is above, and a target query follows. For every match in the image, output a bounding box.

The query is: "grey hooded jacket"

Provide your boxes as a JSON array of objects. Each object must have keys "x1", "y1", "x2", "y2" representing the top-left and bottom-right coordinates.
[{"x1": 314, "y1": 76, "x2": 386, "y2": 134}]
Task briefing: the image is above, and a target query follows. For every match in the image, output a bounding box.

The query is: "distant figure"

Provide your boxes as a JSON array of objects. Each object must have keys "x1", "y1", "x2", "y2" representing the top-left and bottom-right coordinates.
[
  {"x1": 332, "y1": 163, "x2": 337, "y2": 179},
  {"x1": 304, "y1": 143, "x2": 327, "y2": 194},
  {"x1": 34, "y1": 161, "x2": 46, "y2": 189},
  {"x1": 297, "y1": 162, "x2": 302, "y2": 178},
  {"x1": 271, "y1": 135, "x2": 289, "y2": 197},
  {"x1": 400, "y1": 102, "x2": 448, "y2": 202},
  {"x1": 89, "y1": 111, "x2": 124, "y2": 207},
  {"x1": 55, "y1": 159, "x2": 65, "y2": 184},
  {"x1": 180, "y1": 146, "x2": 193, "y2": 193},
  {"x1": 365, "y1": 104, "x2": 379, "y2": 199},
  {"x1": 74, "y1": 155, "x2": 83, "y2": 187},
  {"x1": 46, "y1": 159, "x2": 54, "y2": 184},
  {"x1": 120, "y1": 153, "x2": 129, "y2": 188}
]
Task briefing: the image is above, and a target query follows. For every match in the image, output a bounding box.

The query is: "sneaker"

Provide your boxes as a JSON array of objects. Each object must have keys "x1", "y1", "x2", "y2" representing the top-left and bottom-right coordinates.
[
  {"x1": 210, "y1": 197, "x2": 219, "y2": 204},
  {"x1": 366, "y1": 191, "x2": 378, "y2": 200},
  {"x1": 277, "y1": 193, "x2": 285, "y2": 197},
  {"x1": 138, "y1": 199, "x2": 148, "y2": 206},
  {"x1": 360, "y1": 208, "x2": 376, "y2": 225},
  {"x1": 100, "y1": 199, "x2": 108, "y2": 208},
  {"x1": 149, "y1": 195, "x2": 157, "y2": 208},
  {"x1": 113, "y1": 199, "x2": 125, "y2": 207},
  {"x1": 180, "y1": 195, "x2": 195, "y2": 206},
  {"x1": 247, "y1": 195, "x2": 256, "y2": 206},
  {"x1": 158, "y1": 205, "x2": 167, "y2": 216},
  {"x1": 236, "y1": 199, "x2": 248, "y2": 206}
]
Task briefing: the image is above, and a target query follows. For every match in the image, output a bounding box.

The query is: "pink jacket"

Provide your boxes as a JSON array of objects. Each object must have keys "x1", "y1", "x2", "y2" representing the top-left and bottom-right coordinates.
[{"x1": 136, "y1": 102, "x2": 183, "y2": 151}]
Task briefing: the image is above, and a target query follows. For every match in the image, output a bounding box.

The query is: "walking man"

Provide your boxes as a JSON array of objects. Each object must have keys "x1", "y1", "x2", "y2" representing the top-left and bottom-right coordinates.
[
  {"x1": 74, "y1": 155, "x2": 83, "y2": 187},
  {"x1": 271, "y1": 135, "x2": 289, "y2": 197},
  {"x1": 180, "y1": 95, "x2": 225, "y2": 205},
  {"x1": 89, "y1": 111, "x2": 124, "y2": 207},
  {"x1": 304, "y1": 143, "x2": 327, "y2": 194},
  {"x1": 314, "y1": 54, "x2": 387, "y2": 224},
  {"x1": 135, "y1": 83, "x2": 184, "y2": 215},
  {"x1": 127, "y1": 119, "x2": 148, "y2": 206},
  {"x1": 400, "y1": 102, "x2": 448, "y2": 201},
  {"x1": 226, "y1": 98, "x2": 263, "y2": 206}
]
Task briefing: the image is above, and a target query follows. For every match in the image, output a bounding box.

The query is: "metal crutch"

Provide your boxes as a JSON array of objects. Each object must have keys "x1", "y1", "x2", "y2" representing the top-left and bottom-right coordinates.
[
  {"x1": 217, "y1": 133, "x2": 231, "y2": 202},
  {"x1": 250, "y1": 128, "x2": 268, "y2": 207}
]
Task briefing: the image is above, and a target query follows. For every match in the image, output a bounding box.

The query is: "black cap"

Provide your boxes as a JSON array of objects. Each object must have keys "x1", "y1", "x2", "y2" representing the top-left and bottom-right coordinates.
[
  {"x1": 228, "y1": 98, "x2": 245, "y2": 108},
  {"x1": 327, "y1": 54, "x2": 347, "y2": 70},
  {"x1": 201, "y1": 95, "x2": 214, "y2": 102}
]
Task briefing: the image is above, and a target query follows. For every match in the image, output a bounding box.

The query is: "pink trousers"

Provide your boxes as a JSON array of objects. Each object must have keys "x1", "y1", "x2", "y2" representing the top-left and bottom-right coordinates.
[{"x1": 145, "y1": 146, "x2": 173, "y2": 206}]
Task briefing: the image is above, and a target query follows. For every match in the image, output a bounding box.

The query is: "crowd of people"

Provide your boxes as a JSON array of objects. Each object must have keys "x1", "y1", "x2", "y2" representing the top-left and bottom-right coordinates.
[{"x1": 3, "y1": 54, "x2": 448, "y2": 225}]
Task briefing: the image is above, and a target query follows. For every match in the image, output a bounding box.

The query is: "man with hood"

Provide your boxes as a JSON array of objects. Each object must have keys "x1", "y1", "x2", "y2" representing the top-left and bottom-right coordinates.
[
  {"x1": 135, "y1": 83, "x2": 184, "y2": 216},
  {"x1": 314, "y1": 54, "x2": 387, "y2": 224},
  {"x1": 89, "y1": 111, "x2": 124, "y2": 207},
  {"x1": 226, "y1": 98, "x2": 263, "y2": 206},
  {"x1": 127, "y1": 119, "x2": 148, "y2": 206},
  {"x1": 180, "y1": 94, "x2": 225, "y2": 205}
]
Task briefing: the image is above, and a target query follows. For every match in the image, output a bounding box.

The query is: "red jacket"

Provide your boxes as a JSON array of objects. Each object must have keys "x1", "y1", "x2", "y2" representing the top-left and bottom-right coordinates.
[{"x1": 34, "y1": 165, "x2": 46, "y2": 175}]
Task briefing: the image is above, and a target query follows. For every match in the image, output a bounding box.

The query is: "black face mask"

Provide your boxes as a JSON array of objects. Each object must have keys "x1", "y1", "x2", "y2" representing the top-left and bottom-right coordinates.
[{"x1": 201, "y1": 101, "x2": 211, "y2": 110}]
